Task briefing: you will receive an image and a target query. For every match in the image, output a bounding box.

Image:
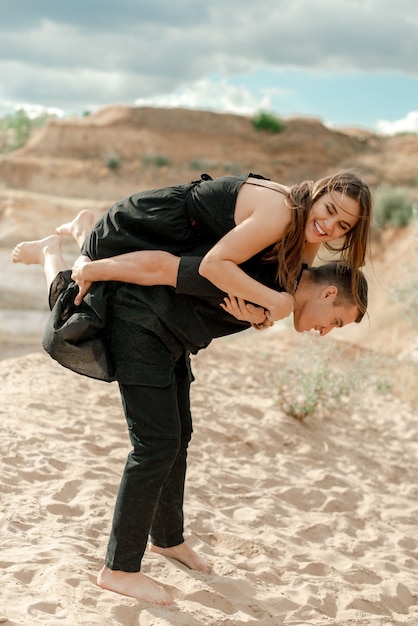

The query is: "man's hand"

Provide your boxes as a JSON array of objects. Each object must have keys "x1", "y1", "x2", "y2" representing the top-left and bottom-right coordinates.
[
  {"x1": 220, "y1": 295, "x2": 274, "y2": 329},
  {"x1": 71, "y1": 255, "x2": 93, "y2": 305}
]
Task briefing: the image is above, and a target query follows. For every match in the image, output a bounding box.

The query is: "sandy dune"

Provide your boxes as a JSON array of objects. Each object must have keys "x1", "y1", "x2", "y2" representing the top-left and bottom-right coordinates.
[{"x1": 1, "y1": 328, "x2": 417, "y2": 625}]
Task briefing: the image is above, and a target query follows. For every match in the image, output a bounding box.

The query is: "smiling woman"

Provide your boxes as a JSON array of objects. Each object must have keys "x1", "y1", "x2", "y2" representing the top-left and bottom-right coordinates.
[
  {"x1": 307, "y1": 191, "x2": 360, "y2": 240},
  {"x1": 199, "y1": 170, "x2": 372, "y2": 317}
]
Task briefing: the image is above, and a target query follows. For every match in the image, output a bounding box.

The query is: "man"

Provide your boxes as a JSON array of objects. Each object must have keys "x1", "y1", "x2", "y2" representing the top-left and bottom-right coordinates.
[
  {"x1": 12, "y1": 230, "x2": 367, "y2": 606},
  {"x1": 68, "y1": 245, "x2": 367, "y2": 604}
]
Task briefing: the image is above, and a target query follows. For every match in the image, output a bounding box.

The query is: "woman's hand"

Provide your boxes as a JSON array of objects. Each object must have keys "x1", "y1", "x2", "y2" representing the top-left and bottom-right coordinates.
[
  {"x1": 220, "y1": 295, "x2": 274, "y2": 329},
  {"x1": 71, "y1": 255, "x2": 93, "y2": 305}
]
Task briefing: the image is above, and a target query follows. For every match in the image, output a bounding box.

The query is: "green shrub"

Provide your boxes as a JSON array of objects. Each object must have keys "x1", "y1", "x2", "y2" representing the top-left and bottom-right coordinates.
[
  {"x1": 0, "y1": 109, "x2": 52, "y2": 153},
  {"x1": 393, "y1": 212, "x2": 418, "y2": 328},
  {"x1": 373, "y1": 186, "x2": 415, "y2": 230},
  {"x1": 143, "y1": 154, "x2": 171, "y2": 167},
  {"x1": 276, "y1": 335, "x2": 390, "y2": 420},
  {"x1": 223, "y1": 162, "x2": 242, "y2": 174},
  {"x1": 251, "y1": 111, "x2": 284, "y2": 134},
  {"x1": 0, "y1": 109, "x2": 31, "y2": 151},
  {"x1": 395, "y1": 131, "x2": 418, "y2": 137},
  {"x1": 189, "y1": 158, "x2": 212, "y2": 171},
  {"x1": 106, "y1": 151, "x2": 121, "y2": 170},
  {"x1": 396, "y1": 275, "x2": 418, "y2": 331}
]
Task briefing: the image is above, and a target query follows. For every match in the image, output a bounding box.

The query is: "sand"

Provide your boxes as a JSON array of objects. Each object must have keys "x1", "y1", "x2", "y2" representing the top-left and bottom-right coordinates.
[{"x1": 0, "y1": 326, "x2": 417, "y2": 626}]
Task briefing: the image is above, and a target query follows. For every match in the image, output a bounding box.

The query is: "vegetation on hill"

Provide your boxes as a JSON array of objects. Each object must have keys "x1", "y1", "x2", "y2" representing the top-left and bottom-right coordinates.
[{"x1": 0, "y1": 109, "x2": 52, "y2": 153}]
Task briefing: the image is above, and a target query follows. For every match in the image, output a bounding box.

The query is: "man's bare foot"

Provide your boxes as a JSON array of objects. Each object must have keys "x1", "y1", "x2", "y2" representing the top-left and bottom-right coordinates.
[
  {"x1": 150, "y1": 541, "x2": 212, "y2": 573},
  {"x1": 56, "y1": 210, "x2": 95, "y2": 247},
  {"x1": 97, "y1": 565, "x2": 173, "y2": 605},
  {"x1": 11, "y1": 235, "x2": 62, "y2": 265}
]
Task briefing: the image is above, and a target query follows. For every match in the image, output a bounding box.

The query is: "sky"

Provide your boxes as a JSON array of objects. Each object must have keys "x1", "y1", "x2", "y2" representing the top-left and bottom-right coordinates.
[{"x1": 1, "y1": 0, "x2": 417, "y2": 134}]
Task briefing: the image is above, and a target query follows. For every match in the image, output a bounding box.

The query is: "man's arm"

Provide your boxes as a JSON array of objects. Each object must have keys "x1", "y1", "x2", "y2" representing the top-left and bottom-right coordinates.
[
  {"x1": 72, "y1": 250, "x2": 179, "y2": 286},
  {"x1": 176, "y1": 257, "x2": 272, "y2": 327},
  {"x1": 72, "y1": 251, "x2": 225, "y2": 298},
  {"x1": 71, "y1": 250, "x2": 269, "y2": 326}
]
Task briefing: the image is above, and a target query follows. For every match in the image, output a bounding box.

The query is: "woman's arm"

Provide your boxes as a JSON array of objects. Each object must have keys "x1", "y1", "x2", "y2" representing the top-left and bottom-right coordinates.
[{"x1": 199, "y1": 185, "x2": 294, "y2": 320}]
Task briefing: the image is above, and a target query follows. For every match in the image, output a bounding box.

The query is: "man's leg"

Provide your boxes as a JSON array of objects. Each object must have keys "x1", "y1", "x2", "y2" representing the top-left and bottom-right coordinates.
[
  {"x1": 149, "y1": 355, "x2": 211, "y2": 572},
  {"x1": 104, "y1": 381, "x2": 182, "y2": 572},
  {"x1": 97, "y1": 330, "x2": 184, "y2": 604}
]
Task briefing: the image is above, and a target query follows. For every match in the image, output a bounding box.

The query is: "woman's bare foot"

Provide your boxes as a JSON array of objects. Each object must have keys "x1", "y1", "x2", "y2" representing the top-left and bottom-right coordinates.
[
  {"x1": 56, "y1": 210, "x2": 95, "y2": 248},
  {"x1": 11, "y1": 235, "x2": 62, "y2": 265},
  {"x1": 150, "y1": 541, "x2": 212, "y2": 573},
  {"x1": 97, "y1": 565, "x2": 173, "y2": 605}
]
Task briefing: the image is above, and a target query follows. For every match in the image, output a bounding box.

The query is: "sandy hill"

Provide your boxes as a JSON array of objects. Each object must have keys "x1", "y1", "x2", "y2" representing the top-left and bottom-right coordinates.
[
  {"x1": 1, "y1": 104, "x2": 418, "y2": 204},
  {"x1": 0, "y1": 105, "x2": 416, "y2": 369},
  {"x1": 0, "y1": 104, "x2": 417, "y2": 237}
]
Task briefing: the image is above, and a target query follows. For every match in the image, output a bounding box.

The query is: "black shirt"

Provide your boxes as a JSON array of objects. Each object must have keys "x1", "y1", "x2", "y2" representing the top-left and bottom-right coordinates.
[{"x1": 106, "y1": 250, "x2": 281, "y2": 360}]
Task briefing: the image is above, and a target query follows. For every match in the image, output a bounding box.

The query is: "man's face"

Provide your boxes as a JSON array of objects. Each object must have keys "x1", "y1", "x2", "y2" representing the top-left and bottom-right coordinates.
[{"x1": 293, "y1": 285, "x2": 359, "y2": 336}]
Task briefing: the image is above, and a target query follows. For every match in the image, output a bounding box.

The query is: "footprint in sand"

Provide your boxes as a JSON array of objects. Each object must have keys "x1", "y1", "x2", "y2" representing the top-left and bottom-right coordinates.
[
  {"x1": 52, "y1": 479, "x2": 82, "y2": 503},
  {"x1": 28, "y1": 601, "x2": 68, "y2": 620}
]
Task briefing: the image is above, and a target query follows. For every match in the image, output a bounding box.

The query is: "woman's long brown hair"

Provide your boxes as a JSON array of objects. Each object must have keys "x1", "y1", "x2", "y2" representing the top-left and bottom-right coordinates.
[{"x1": 265, "y1": 171, "x2": 372, "y2": 313}]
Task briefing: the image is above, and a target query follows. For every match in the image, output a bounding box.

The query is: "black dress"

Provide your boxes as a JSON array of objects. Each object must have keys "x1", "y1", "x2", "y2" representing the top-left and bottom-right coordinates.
[
  {"x1": 81, "y1": 173, "x2": 256, "y2": 260},
  {"x1": 42, "y1": 173, "x2": 277, "y2": 381}
]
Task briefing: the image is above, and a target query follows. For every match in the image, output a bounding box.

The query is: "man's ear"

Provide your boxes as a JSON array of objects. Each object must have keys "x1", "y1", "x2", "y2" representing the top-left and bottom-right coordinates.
[{"x1": 320, "y1": 285, "x2": 338, "y2": 300}]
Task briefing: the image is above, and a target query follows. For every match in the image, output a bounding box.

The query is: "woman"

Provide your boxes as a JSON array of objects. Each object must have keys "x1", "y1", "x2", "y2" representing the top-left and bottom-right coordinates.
[{"x1": 73, "y1": 171, "x2": 372, "y2": 320}]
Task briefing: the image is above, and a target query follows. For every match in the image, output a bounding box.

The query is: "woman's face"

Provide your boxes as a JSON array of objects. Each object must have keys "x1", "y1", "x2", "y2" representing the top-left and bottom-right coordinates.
[{"x1": 305, "y1": 191, "x2": 360, "y2": 244}]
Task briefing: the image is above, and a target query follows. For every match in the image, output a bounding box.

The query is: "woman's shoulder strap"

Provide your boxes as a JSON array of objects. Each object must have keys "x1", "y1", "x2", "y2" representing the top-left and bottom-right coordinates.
[{"x1": 245, "y1": 174, "x2": 287, "y2": 195}]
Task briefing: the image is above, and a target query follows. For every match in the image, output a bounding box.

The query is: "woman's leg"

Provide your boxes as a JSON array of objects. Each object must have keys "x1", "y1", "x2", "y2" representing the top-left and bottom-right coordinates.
[
  {"x1": 11, "y1": 235, "x2": 67, "y2": 292},
  {"x1": 11, "y1": 211, "x2": 95, "y2": 293},
  {"x1": 55, "y1": 209, "x2": 96, "y2": 249}
]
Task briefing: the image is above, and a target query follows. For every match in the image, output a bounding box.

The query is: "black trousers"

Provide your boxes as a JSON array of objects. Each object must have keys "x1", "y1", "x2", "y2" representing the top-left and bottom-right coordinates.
[{"x1": 105, "y1": 328, "x2": 193, "y2": 572}]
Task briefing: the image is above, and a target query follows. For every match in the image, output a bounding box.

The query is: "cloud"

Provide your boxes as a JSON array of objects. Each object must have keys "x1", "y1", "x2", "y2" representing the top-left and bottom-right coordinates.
[
  {"x1": 0, "y1": 0, "x2": 417, "y2": 129},
  {"x1": 134, "y1": 78, "x2": 275, "y2": 115},
  {"x1": 376, "y1": 111, "x2": 418, "y2": 135}
]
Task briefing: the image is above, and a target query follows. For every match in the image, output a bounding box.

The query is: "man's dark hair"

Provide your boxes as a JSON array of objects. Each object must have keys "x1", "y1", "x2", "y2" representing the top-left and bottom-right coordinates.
[{"x1": 307, "y1": 262, "x2": 368, "y2": 323}]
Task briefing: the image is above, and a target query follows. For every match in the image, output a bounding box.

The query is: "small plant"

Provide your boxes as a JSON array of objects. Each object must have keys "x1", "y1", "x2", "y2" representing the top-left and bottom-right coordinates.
[
  {"x1": 393, "y1": 211, "x2": 418, "y2": 328},
  {"x1": 143, "y1": 154, "x2": 171, "y2": 167},
  {"x1": 278, "y1": 360, "x2": 327, "y2": 419},
  {"x1": 0, "y1": 109, "x2": 52, "y2": 153},
  {"x1": 106, "y1": 151, "x2": 121, "y2": 170},
  {"x1": 275, "y1": 335, "x2": 390, "y2": 420},
  {"x1": 11, "y1": 109, "x2": 32, "y2": 149},
  {"x1": 189, "y1": 158, "x2": 213, "y2": 171},
  {"x1": 395, "y1": 131, "x2": 417, "y2": 137},
  {"x1": 277, "y1": 350, "x2": 348, "y2": 420},
  {"x1": 0, "y1": 109, "x2": 31, "y2": 151},
  {"x1": 224, "y1": 162, "x2": 242, "y2": 174},
  {"x1": 251, "y1": 111, "x2": 284, "y2": 134},
  {"x1": 373, "y1": 186, "x2": 415, "y2": 230}
]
